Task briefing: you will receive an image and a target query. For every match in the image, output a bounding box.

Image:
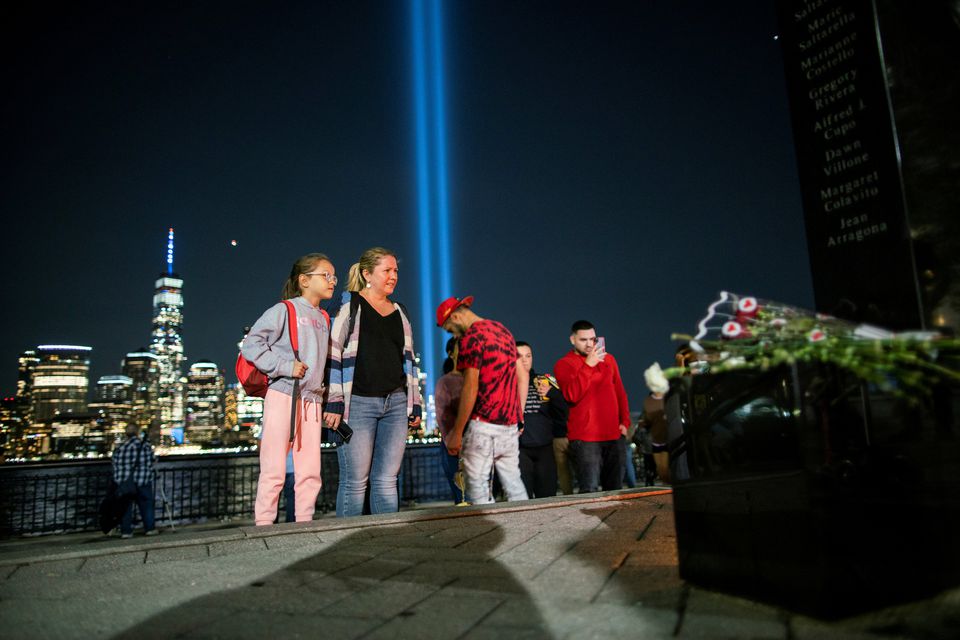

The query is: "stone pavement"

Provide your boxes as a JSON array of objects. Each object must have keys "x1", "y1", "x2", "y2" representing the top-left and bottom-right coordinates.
[{"x1": 0, "y1": 488, "x2": 956, "y2": 639}]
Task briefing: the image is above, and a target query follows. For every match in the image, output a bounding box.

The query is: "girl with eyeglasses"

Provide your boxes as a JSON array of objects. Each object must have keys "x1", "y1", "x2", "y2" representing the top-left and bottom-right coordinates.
[
  {"x1": 241, "y1": 253, "x2": 336, "y2": 525},
  {"x1": 325, "y1": 247, "x2": 422, "y2": 516}
]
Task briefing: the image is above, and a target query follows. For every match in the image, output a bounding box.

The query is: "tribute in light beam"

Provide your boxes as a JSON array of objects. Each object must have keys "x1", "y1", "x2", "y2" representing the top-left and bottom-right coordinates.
[
  {"x1": 412, "y1": 0, "x2": 436, "y2": 383},
  {"x1": 411, "y1": 0, "x2": 453, "y2": 383},
  {"x1": 430, "y1": 0, "x2": 453, "y2": 299}
]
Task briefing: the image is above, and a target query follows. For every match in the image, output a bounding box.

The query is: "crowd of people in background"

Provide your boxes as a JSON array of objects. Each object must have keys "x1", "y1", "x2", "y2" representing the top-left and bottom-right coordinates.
[
  {"x1": 434, "y1": 304, "x2": 667, "y2": 504},
  {"x1": 108, "y1": 248, "x2": 671, "y2": 535}
]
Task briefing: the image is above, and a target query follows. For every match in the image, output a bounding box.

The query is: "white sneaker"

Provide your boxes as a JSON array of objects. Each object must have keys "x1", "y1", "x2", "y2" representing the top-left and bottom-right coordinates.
[
  {"x1": 145, "y1": 529, "x2": 159, "y2": 536},
  {"x1": 121, "y1": 533, "x2": 133, "y2": 539}
]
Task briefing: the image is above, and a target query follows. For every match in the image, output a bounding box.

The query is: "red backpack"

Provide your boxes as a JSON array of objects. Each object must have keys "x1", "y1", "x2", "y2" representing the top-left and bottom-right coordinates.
[{"x1": 235, "y1": 300, "x2": 299, "y2": 398}]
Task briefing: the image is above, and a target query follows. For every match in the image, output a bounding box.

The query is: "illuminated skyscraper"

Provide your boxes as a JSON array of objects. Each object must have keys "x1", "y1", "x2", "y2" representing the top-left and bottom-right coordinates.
[
  {"x1": 31, "y1": 345, "x2": 92, "y2": 423},
  {"x1": 122, "y1": 350, "x2": 160, "y2": 441},
  {"x1": 233, "y1": 383, "x2": 264, "y2": 441},
  {"x1": 185, "y1": 361, "x2": 224, "y2": 445},
  {"x1": 50, "y1": 414, "x2": 104, "y2": 458},
  {"x1": 15, "y1": 350, "x2": 39, "y2": 426},
  {"x1": 222, "y1": 383, "x2": 258, "y2": 447},
  {"x1": 0, "y1": 396, "x2": 19, "y2": 458},
  {"x1": 149, "y1": 228, "x2": 186, "y2": 442},
  {"x1": 93, "y1": 375, "x2": 133, "y2": 404},
  {"x1": 89, "y1": 375, "x2": 133, "y2": 444}
]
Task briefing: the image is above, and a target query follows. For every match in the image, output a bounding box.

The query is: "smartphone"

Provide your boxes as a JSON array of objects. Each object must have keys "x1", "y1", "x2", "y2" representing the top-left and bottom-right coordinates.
[
  {"x1": 335, "y1": 421, "x2": 353, "y2": 444},
  {"x1": 596, "y1": 336, "x2": 606, "y2": 354}
]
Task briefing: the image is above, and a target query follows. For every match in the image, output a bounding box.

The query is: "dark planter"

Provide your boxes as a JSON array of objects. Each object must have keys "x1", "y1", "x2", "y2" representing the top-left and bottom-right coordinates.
[{"x1": 668, "y1": 364, "x2": 960, "y2": 617}]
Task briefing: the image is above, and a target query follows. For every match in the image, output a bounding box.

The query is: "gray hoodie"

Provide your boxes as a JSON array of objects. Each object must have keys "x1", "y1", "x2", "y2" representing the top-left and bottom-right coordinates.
[{"x1": 240, "y1": 297, "x2": 330, "y2": 401}]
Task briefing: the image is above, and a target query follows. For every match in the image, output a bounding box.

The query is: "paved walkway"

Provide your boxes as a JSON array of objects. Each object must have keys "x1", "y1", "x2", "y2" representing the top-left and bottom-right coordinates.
[{"x1": 0, "y1": 488, "x2": 956, "y2": 639}]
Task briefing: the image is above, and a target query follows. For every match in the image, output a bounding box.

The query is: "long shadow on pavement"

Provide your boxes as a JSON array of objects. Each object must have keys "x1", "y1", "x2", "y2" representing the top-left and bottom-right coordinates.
[
  {"x1": 111, "y1": 514, "x2": 552, "y2": 640},
  {"x1": 111, "y1": 494, "x2": 705, "y2": 639}
]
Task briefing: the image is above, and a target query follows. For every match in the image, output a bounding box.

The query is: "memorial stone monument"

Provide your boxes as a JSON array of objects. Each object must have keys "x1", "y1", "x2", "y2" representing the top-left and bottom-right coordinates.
[{"x1": 777, "y1": 0, "x2": 959, "y2": 332}]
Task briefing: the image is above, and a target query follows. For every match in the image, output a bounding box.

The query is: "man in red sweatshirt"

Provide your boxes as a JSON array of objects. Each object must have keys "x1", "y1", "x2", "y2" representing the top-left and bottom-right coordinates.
[{"x1": 553, "y1": 319, "x2": 631, "y2": 493}]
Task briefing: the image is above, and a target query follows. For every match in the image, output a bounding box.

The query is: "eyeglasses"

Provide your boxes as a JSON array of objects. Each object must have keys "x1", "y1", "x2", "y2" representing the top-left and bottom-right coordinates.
[{"x1": 305, "y1": 272, "x2": 338, "y2": 284}]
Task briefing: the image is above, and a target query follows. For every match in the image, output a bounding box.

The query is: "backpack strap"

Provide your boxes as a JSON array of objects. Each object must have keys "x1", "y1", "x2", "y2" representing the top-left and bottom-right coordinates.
[
  {"x1": 282, "y1": 299, "x2": 300, "y2": 444},
  {"x1": 282, "y1": 299, "x2": 300, "y2": 357},
  {"x1": 346, "y1": 292, "x2": 362, "y2": 339}
]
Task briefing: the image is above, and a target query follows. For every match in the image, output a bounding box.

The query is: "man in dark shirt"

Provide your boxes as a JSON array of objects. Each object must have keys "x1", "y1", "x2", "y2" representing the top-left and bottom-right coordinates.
[{"x1": 437, "y1": 296, "x2": 529, "y2": 505}]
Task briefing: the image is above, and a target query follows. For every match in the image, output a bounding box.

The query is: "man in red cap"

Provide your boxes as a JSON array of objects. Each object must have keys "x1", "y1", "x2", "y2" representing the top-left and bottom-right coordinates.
[{"x1": 437, "y1": 296, "x2": 529, "y2": 505}]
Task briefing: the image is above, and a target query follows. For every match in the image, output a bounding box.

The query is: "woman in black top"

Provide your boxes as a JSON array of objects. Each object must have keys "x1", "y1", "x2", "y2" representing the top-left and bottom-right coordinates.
[
  {"x1": 325, "y1": 247, "x2": 421, "y2": 517},
  {"x1": 516, "y1": 342, "x2": 568, "y2": 498}
]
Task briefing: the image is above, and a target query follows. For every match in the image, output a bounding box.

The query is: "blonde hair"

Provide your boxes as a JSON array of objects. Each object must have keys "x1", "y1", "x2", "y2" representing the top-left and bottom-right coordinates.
[
  {"x1": 346, "y1": 247, "x2": 396, "y2": 292},
  {"x1": 281, "y1": 253, "x2": 330, "y2": 300}
]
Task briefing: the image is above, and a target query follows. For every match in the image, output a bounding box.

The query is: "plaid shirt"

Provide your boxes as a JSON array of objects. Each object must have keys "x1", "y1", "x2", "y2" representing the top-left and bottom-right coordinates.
[{"x1": 112, "y1": 436, "x2": 156, "y2": 485}]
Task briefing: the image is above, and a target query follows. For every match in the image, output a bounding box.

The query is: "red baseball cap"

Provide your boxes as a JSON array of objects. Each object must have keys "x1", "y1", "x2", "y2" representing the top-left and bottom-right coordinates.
[{"x1": 436, "y1": 295, "x2": 474, "y2": 327}]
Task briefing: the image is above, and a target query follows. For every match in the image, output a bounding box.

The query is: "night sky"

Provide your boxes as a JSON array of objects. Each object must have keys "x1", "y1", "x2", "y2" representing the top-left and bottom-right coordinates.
[{"x1": 2, "y1": 1, "x2": 814, "y2": 406}]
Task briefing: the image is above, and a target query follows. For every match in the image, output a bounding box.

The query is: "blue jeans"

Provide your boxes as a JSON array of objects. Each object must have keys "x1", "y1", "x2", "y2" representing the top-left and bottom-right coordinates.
[
  {"x1": 569, "y1": 439, "x2": 624, "y2": 493},
  {"x1": 121, "y1": 482, "x2": 155, "y2": 535},
  {"x1": 438, "y1": 445, "x2": 465, "y2": 504},
  {"x1": 336, "y1": 390, "x2": 408, "y2": 517},
  {"x1": 282, "y1": 472, "x2": 296, "y2": 523}
]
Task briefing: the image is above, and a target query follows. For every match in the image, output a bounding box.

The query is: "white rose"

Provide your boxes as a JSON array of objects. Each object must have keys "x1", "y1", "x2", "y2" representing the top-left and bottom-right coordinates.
[{"x1": 644, "y1": 362, "x2": 670, "y2": 395}]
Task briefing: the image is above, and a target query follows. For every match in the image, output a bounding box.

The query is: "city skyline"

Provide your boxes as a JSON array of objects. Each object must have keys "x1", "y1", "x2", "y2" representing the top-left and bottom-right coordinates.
[
  {"x1": 2, "y1": 1, "x2": 816, "y2": 404},
  {"x1": 2, "y1": 240, "x2": 259, "y2": 459}
]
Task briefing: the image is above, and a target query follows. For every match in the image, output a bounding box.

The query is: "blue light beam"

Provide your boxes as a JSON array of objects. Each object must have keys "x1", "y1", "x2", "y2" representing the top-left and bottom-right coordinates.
[
  {"x1": 411, "y1": 0, "x2": 454, "y2": 383},
  {"x1": 429, "y1": 0, "x2": 452, "y2": 299},
  {"x1": 412, "y1": 0, "x2": 436, "y2": 381}
]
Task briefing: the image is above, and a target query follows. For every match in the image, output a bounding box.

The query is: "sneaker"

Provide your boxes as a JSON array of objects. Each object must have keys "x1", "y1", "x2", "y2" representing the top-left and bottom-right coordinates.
[
  {"x1": 145, "y1": 529, "x2": 159, "y2": 536},
  {"x1": 121, "y1": 533, "x2": 133, "y2": 539}
]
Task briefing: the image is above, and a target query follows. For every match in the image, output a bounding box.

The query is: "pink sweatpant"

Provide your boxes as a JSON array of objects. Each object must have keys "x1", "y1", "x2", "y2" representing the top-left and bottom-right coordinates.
[{"x1": 255, "y1": 388, "x2": 322, "y2": 525}]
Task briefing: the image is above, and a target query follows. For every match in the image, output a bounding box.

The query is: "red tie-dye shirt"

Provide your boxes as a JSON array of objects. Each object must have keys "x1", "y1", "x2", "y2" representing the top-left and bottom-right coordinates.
[{"x1": 457, "y1": 319, "x2": 521, "y2": 426}]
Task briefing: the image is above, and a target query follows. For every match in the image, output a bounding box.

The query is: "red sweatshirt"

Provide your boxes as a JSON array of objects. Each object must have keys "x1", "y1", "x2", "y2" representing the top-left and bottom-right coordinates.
[{"x1": 553, "y1": 350, "x2": 631, "y2": 442}]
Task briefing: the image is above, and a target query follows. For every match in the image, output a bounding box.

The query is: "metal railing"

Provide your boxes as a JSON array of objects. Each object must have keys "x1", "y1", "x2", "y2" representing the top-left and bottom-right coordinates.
[{"x1": 0, "y1": 443, "x2": 451, "y2": 537}]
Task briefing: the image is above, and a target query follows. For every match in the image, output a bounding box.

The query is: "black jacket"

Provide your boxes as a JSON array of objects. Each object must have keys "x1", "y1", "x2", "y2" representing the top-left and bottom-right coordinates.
[{"x1": 520, "y1": 372, "x2": 569, "y2": 447}]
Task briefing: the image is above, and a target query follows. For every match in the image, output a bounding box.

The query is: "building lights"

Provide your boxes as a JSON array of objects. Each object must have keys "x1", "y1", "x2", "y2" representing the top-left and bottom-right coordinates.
[
  {"x1": 167, "y1": 227, "x2": 175, "y2": 275},
  {"x1": 36, "y1": 345, "x2": 92, "y2": 352}
]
